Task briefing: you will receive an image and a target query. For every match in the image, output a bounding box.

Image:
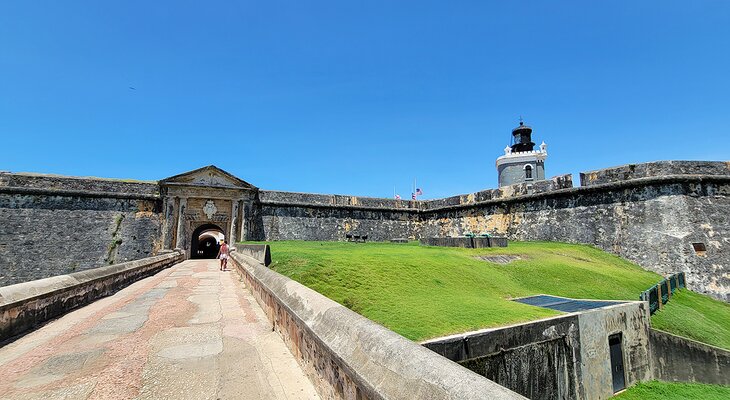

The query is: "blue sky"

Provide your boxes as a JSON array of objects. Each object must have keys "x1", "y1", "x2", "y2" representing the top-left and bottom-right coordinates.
[{"x1": 1, "y1": 1, "x2": 728, "y2": 199}]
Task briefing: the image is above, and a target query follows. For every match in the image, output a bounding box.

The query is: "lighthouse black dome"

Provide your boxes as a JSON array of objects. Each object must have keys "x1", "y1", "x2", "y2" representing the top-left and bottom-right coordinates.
[{"x1": 511, "y1": 121, "x2": 535, "y2": 153}]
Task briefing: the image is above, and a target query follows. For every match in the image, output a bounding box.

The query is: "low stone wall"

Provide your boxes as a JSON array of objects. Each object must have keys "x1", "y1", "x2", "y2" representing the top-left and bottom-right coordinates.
[
  {"x1": 0, "y1": 171, "x2": 160, "y2": 197},
  {"x1": 419, "y1": 237, "x2": 508, "y2": 248},
  {"x1": 252, "y1": 203, "x2": 420, "y2": 242},
  {"x1": 580, "y1": 161, "x2": 730, "y2": 187},
  {"x1": 423, "y1": 174, "x2": 574, "y2": 210},
  {"x1": 422, "y1": 302, "x2": 652, "y2": 400},
  {"x1": 229, "y1": 249, "x2": 525, "y2": 400},
  {"x1": 259, "y1": 190, "x2": 418, "y2": 210},
  {"x1": 234, "y1": 244, "x2": 271, "y2": 266},
  {"x1": 649, "y1": 328, "x2": 730, "y2": 385},
  {"x1": 0, "y1": 250, "x2": 183, "y2": 341}
]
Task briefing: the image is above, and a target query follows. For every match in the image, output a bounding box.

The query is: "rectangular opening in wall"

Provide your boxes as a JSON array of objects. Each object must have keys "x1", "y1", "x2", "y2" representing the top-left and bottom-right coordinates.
[
  {"x1": 609, "y1": 333, "x2": 626, "y2": 393},
  {"x1": 692, "y1": 242, "x2": 707, "y2": 256}
]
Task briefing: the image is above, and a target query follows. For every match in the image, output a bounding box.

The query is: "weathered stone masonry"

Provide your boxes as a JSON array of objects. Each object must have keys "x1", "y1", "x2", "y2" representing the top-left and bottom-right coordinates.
[
  {"x1": 1, "y1": 161, "x2": 728, "y2": 302},
  {"x1": 418, "y1": 163, "x2": 730, "y2": 302},
  {"x1": 0, "y1": 173, "x2": 162, "y2": 286}
]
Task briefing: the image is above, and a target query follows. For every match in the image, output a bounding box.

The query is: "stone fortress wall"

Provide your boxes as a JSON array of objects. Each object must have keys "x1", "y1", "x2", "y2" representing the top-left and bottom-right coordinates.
[
  {"x1": 0, "y1": 173, "x2": 163, "y2": 287},
  {"x1": 418, "y1": 161, "x2": 730, "y2": 302},
  {"x1": 1, "y1": 161, "x2": 728, "y2": 301},
  {"x1": 252, "y1": 161, "x2": 730, "y2": 301}
]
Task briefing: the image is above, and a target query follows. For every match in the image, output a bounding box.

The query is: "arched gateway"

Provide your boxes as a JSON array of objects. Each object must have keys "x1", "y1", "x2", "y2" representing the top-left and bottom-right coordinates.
[
  {"x1": 191, "y1": 223, "x2": 225, "y2": 259},
  {"x1": 159, "y1": 166, "x2": 257, "y2": 258}
]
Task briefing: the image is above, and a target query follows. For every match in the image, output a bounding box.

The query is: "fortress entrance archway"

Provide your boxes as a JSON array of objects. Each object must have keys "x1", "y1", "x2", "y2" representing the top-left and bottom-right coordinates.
[
  {"x1": 191, "y1": 223, "x2": 225, "y2": 259},
  {"x1": 159, "y1": 166, "x2": 258, "y2": 258}
]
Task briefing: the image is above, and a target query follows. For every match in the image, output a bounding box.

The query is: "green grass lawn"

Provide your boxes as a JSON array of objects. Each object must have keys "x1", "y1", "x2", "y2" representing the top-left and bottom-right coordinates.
[
  {"x1": 253, "y1": 240, "x2": 730, "y2": 347},
  {"x1": 612, "y1": 381, "x2": 730, "y2": 399},
  {"x1": 652, "y1": 289, "x2": 730, "y2": 349}
]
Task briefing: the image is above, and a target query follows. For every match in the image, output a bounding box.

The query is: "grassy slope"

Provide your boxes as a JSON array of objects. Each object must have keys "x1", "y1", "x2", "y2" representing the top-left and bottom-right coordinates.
[
  {"x1": 263, "y1": 241, "x2": 666, "y2": 341},
  {"x1": 651, "y1": 289, "x2": 730, "y2": 349},
  {"x1": 260, "y1": 240, "x2": 729, "y2": 347},
  {"x1": 612, "y1": 381, "x2": 730, "y2": 400}
]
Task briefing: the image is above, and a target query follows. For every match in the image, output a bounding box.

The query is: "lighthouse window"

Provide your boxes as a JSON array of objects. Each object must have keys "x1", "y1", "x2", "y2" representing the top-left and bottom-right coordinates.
[{"x1": 525, "y1": 165, "x2": 533, "y2": 179}]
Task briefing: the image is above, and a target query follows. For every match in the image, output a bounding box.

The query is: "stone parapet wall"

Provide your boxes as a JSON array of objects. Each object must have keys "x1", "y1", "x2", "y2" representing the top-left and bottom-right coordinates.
[
  {"x1": 252, "y1": 203, "x2": 420, "y2": 242},
  {"x1": 0, "y1": 250, "x2": 184, "y2": 341},
  {"x1": 259, "y1": 190, "x2": 418, "y2": 210},
  {"x1": 423, "y1": 174, "x2": 574, "y2": 210},
  {"x1": 0, "y1": 172, "x2": 160, "y2": 198},
  {"x1": 649, "y1": 328, "x2": 729, "y2": 385},
  {"x1": 229, "y1": 249, "x2": 526, "y2": 400},
  {"x1": 580, "y1": 161, "x2": 730, "y2": 187}
]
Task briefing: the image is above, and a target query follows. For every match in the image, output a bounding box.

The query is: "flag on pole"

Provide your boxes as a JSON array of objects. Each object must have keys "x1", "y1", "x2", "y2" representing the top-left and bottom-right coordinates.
[
  {"x1": 395, "y1": 194, "x2": 401, "y2": 200},
  {"x1": 411, "y1": 192, "x2": 416, "y2": 200},
  {"x1": 416, "y1": 188, "x2": 423, "y2": 196}
]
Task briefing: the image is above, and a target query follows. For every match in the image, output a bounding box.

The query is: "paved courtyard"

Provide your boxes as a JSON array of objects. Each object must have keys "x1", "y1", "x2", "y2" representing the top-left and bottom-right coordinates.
[{"x1": 0, "y1": 260, "x2": 320, "y2": 400}]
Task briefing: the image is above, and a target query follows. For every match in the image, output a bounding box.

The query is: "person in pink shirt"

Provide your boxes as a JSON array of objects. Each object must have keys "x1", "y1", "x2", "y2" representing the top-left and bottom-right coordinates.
[{"x1": 216, "y1": 240, "x2": 230, "y2": 271}]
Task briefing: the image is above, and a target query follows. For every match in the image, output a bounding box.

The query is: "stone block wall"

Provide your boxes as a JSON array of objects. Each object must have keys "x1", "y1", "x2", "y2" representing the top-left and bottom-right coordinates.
[
  {"x1": 0, "y1": 173, "x2": 164, "y2": 286},
  {"x1": 0, "y1": 172, "x2": 159, "y2": 195},
  {"x1": 579, "y1": 161, "x2": 730, "y2": 187},
  {"x1": 649, "y1": 328, "x2": 730, "y2": 385},
  {"x1": 259, "y1": 190, "x2": 417, "y2": 209},
  {"x1": 252, "y1": 200, "x2": 420, "y2": 242},
  {"x1": 423, "y1": 302, "x2": 652, "y2": 400}
]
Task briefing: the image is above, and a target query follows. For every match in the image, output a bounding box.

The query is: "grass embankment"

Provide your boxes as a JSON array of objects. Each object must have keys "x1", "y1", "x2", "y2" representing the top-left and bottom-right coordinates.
[
  {"x1": 257, "y1": 241, "x2": 730, "y2": 347},
  {"x1": 612, "y1": 381, "x2": 730, "y2": 399}
]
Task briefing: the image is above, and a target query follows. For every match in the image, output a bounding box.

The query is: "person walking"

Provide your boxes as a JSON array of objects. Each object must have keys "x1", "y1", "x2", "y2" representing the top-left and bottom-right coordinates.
[{"x1": 217, "y1": 240, "x2": 230, "y2": 271}]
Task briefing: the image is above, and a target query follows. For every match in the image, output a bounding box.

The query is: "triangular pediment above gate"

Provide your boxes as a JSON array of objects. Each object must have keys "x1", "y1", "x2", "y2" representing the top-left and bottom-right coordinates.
[{"x1": 160, "y1": 165, "x2": 257, "y2": 189}]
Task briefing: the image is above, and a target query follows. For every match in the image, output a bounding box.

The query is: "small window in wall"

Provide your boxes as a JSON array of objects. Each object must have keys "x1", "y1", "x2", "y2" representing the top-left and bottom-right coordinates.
[
  {"x1": 692, "y1": 242, "x2": 707, "y2": 256},
  {"x1": 525, "y1": 165, "x2": 533, "y2": 180}
]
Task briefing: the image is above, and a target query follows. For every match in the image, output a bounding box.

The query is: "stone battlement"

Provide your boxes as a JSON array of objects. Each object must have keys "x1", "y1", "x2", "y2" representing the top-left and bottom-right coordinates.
[
  {"x1": 258, "y1": 190, "x2": 419, "y2": 210},
  {"x1": 580, "y1": 161, "x2": 730, "y2": 187},
  {"x1": 0, "y1": 171, "x2": 160, "y2": 198}
]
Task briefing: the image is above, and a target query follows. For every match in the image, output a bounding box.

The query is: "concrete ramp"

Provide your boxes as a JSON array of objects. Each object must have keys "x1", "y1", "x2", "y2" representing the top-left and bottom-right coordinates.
[{"x1": 0, "y1": 260, "x2": 319, "y2": 400}]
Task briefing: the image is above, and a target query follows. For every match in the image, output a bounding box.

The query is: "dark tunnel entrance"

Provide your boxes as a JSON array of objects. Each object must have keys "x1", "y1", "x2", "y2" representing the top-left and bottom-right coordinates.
[{"x1": 191, "y1": 224, "x2": 225, "y2": 259}]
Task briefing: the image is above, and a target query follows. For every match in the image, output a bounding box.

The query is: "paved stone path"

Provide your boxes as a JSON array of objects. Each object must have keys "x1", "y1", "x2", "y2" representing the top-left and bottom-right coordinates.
[{"x1": 0, "y1": 260, "x2": 320, "y2": 400}]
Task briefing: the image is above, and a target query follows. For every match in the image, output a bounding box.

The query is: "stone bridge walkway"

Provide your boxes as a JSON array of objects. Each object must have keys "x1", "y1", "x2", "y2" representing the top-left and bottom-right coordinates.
[{"x1": 0, "y1": 260, "x2": 320, "y2": 400}]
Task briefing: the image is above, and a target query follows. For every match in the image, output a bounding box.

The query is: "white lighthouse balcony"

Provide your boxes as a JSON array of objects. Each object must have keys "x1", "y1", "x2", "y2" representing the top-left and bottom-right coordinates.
[{"x1": 496, "y1": 142, "x2": 548, "y2": 168}]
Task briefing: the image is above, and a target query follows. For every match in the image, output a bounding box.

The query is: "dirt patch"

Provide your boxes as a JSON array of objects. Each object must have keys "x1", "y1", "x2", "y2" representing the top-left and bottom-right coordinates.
[{"x1": 476, "y1": 255, "x2": 524, "y2": 265}]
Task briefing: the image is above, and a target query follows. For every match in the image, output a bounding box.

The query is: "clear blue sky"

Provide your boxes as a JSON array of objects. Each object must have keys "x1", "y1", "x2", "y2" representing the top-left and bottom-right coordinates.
[{"x1": 1, "y1": 1, "x2": 728, "y2": 199}]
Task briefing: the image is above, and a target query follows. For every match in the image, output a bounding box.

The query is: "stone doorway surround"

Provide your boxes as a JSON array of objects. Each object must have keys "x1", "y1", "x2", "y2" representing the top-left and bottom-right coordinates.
[{"x1": 159, "y1": 165, "x2": 257, "y2": 258}]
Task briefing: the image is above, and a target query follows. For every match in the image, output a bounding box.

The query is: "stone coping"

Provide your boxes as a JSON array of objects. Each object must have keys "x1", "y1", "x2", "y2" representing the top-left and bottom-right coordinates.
[
  {"x1": 233, "y1": 244, "x2": 271, "y2": 266},
  {"x1": 0, "y1": 251, "x2": 184, "y2": 341},
  {"x1": 230, "y1": 248, "x2": 526, "y2": 399}
]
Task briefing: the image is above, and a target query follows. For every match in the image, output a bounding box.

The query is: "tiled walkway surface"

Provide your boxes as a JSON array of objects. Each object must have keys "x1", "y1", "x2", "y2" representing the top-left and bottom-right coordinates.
[{"x1": 0, "y1": 260, "x2": 320, "y2": 400}]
